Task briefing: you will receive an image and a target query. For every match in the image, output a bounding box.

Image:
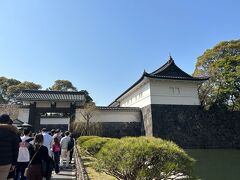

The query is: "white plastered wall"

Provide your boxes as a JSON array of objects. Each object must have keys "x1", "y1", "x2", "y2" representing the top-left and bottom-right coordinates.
[
  {"x1": 56, "y1": 102, "x2": 71, "y2": 108},
  {"x1": 18, "y1": 108, "x2": 30, "y2": 123},
  {"x1": 120, "y1": 81, "x2": 151, "y2": 108},
  {"x1": 36, "y1": 101, "x2": 51, "y2": 108},
  {"x1": 40, "y1": 118, "x2": 70, "y2": 125},
  {"x1": 150, "y1": 79, "x2": 200, "y2": 105}
]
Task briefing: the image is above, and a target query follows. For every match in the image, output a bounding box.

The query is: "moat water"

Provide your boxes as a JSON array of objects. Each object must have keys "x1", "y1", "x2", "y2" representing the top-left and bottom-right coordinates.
[{"x1": 187, "y1": 149, "x2": 240, "y2": 180}]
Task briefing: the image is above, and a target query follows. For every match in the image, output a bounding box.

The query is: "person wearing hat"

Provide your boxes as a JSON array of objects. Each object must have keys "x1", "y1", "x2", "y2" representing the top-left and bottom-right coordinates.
[{"x1": 0, "y1": 114, "x2": 20, "y2": 180}]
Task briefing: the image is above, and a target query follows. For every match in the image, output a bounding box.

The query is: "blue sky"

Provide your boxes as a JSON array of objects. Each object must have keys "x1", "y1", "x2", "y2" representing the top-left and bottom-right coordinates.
[{"x1": 0, "y1": 0, "x2": 239, "y2": 105}]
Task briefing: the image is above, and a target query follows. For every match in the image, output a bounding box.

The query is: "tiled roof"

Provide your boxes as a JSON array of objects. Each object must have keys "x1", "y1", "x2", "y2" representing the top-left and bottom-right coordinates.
[
  {"x1": 97, "y1": 106, "x2": 140, "y2": 112},
  {"x1": 109, "y1": 57, "x2": 209, "y2": 106},
  {"x1": 16, "y1": 90, "x2": 86, "y2": 102},
  {"x1": 147, "y1": 56, "x2": 208, "y2": 81}
]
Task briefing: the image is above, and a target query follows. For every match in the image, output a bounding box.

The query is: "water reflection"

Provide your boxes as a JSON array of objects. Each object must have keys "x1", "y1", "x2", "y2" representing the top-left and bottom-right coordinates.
[{"x1": 186, "y1": 149, "x2": 240, "y2": 180}]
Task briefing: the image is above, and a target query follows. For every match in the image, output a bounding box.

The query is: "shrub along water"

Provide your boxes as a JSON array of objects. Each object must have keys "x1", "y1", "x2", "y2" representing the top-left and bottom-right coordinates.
[
  {"x1": 77, "y1": 136, "x2": 99, "y2": 146},
  {"x1": 77, "y1": 136, "x2": 195, "y2": 180},
  {"x1": 81, "y1": 137, "x2": 112, "y2": 155}
]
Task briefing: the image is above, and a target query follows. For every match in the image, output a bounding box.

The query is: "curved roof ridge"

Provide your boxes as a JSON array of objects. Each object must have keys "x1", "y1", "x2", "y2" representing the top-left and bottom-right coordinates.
[
  {"x1": 150, "y1": 58, "x2": 174, "y2": 75},
  {"x1": 150, "y1": 57, "x2": 193, "y2": 78}
]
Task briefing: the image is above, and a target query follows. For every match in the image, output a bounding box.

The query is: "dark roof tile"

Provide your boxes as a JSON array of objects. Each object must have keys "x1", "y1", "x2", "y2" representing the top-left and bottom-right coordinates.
[
  {"x1": 16, "y1": 90, "x2": 86, "y2": 102},
  {"x1": 149, "y1": 56, "x2": 208, "y2": 80},
  {"x1": 97, "y1": 106, "x2": 140, "y2": 112}
]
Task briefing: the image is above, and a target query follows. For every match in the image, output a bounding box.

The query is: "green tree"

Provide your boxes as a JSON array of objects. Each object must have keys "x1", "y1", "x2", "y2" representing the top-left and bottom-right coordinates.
[
  {"x1": 6, "y1": 81, "x2": 42, "y2": 101},
  {"x1": 79, "y1": 90, "x2": 93, "y2": 103},
  {"x1": 193, "y1": 40, "x2": 240, "y2": 110},
  {"x1": 49, "y1": 80, "x2": 92, "y2": 102},
  {"x1": 49, "y1": 80, "x2": 77, "y2": 91},
  {"x1": 0, "y1": 77, "x2": 21, "y2": 103},
  {"x1": 0, "y1": 77, "x2": 41, "y2": 103}
]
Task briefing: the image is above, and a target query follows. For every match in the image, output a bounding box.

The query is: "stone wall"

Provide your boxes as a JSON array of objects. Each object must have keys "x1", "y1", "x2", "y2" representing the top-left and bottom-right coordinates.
[
  {"x1": 151, "y1": 104, "x2": 240, "y2": 148},
  {"x1": 100, "y1": 122, "x2": 142, "y2": 138},
  {"x1": 72, "y1": 122, "x2": 142, "y2": 138},
  {"x1": 141, "y1": 105, "x2": 152, "y2": 136}
]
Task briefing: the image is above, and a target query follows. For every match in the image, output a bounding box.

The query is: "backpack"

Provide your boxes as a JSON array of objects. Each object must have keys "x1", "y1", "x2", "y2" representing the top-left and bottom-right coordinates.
[{"x1": 67, "y1": 138, "x2": 74, "y2": 151}]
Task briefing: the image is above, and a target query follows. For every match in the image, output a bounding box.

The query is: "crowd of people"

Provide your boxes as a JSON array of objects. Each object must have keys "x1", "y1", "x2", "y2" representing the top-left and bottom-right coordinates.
[{"x1": 0, "y1": 114, "x2": 75, "y2": 180}]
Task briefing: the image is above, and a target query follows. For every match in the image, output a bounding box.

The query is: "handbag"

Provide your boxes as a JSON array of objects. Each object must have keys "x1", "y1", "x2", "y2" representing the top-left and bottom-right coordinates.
[
  {"x1": 24, "y1": 167, "x2": 29, "y2": 177},
  {"x1": 24, "y1": 145, "x2": 41, "y2": 177}
]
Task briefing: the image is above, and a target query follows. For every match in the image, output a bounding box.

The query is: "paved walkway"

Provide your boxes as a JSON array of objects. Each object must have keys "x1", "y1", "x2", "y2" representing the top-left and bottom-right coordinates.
[{"x1": 52, "y1": 162, "x2": 76, "y2": 180}]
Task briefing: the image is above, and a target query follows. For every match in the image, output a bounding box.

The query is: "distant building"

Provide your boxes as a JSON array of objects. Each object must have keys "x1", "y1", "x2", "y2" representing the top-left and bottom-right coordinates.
[
  {"x1": 17, "y1": 90, "x2": 85, "y2": 131},
  {"x1": 17, "y1": 57, "x2": 208, "y2": 136}
]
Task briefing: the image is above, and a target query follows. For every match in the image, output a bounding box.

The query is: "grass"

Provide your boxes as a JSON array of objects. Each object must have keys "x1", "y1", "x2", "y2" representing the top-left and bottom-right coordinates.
[{"x1": 78, "y1": 146, "x2": 116, "y2": 180}]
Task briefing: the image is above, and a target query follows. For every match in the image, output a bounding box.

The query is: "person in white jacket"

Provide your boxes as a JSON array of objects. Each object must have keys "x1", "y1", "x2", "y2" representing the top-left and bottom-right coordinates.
[
  {"x1": 41, "y1": 128, "x2": 53, "y2": 157},
  {"x1": 16, "y1": 129, "x2": 33, "y2": 180}
]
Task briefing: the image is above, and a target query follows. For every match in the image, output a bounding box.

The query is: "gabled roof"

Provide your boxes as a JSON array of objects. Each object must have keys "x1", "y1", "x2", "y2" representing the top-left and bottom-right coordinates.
[
  {"x1": 16, "y1": 90, "x2": 86, "y2": 102},
  {"x1": 109, "y1": 57, "x2": 209, "y2": 106},
  {"x1": 145, "y1": 56, "x2": 209, "y2": 81}
]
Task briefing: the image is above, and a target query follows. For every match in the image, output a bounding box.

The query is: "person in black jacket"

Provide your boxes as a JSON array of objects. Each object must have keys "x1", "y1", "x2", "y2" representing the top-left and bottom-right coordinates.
[
  {"x1": 0, "y1": 114, "x2": 20, "y2": 180},
  {"x1": 68, "y1": 133, "x2": 75, "y2": 164},
  {"x1": 27, "y1": 133, "x2": 52, "y2": 180}
]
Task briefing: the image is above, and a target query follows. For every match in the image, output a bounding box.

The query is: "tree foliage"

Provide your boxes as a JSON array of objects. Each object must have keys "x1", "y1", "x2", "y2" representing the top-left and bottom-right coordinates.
[
  {"x1": 80, "y1": 136, "x2": 111, "y2": 156},
  {"x1": 6, "y1": 81, "x2": 42, "y2": 100},
  {"x1": 77, "y1": 136, "x2": 195, "y2": 180},
  {"x1": 77, "y1": 136, "x2": 100, "y2": 145},
  {"x1": 0, "y1": 77, "x2": 41, "y2": 103},
  {"x1": 193, "y1": 40, "x2": 240, "y2": 110},
  {"x1": 49, "y1": 80, "x2": 93, "y2": 103},
  {"x1": 79, "y1": 90, "x2": 93, "y2": 103},
  {"x1": 49, "y1": 80, "x2": 77, "y2": 91}
]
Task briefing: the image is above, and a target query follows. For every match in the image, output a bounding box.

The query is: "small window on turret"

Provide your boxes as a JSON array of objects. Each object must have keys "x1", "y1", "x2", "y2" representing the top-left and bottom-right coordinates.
[
  {"x1": 169, "y1": 87, "x2": 174, "y2": 94},
  {"x1": 175, "y1": 88, "x2": 180, "y2": 94}
]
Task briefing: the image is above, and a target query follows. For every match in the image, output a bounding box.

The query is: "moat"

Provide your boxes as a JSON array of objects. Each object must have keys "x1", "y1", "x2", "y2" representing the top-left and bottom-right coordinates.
[{"x1": 187, "y1": 149, "x2": 240, "y2": 180}]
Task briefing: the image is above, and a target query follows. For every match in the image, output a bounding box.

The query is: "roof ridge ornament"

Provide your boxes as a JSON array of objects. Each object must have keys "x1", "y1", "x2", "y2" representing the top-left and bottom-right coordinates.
[
  {"x1": 168, "y1": 55, "x2": 174, "y2": 63},
  {"x1": 143, "y1": 69, "x2": 148, "y2": 75}
]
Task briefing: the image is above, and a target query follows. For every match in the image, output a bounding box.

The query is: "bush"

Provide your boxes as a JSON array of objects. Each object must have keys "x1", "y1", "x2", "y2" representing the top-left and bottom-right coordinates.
[
  {"x1": 81, "y1": 137, "x2": 112, "y2": 155},
  {"x1": 96, "y1": 136, "x2": 195, "y2": 180},
  {"x1": 77, "y1": 136, "x2": 99, "y2": 146}
]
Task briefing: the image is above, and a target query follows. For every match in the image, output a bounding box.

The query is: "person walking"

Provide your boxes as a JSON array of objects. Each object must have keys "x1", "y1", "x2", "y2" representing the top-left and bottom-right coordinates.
[
  {"x1": 52, "y1": 137, "x2": 61, "y2": 174},
  {"x1": 41, "y1": 128, "x2": 53, "y2": 156},
  {"x1": 68, "y1": 133, "x2": 75, "y2": 164},
  {"x1": 0, "y1": 114, "x2": 20, "y2": 180},
  {"x1": 53, "y1": 129, "x2": 62, "y2": 142},
  {"x1": 26, "y1": 134, "x2": 50, "y2": 180},
  {"x1": 15, "y1": 129, "x2": 33, "y2": 180},
  {"x1": 60, "y1": 131, "x2": 71, "y2": 168}
]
